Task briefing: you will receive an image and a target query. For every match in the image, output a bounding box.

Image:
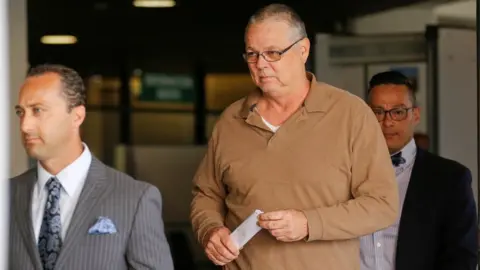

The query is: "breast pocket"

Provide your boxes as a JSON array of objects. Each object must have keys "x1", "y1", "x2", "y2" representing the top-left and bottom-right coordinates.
[
  {"x1": 77, "y1": 231, "x2": 127, "y2": 269},
  {"x1": 77, "y1": 213, "x2": 130, "y2": 264}
]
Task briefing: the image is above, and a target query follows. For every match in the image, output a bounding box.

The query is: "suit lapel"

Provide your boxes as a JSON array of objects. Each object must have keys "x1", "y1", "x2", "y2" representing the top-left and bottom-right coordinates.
[
  {"x1": 395, "y1": 149, "x2": 428, "y2": 269},
  {"x1": 13, "y1": 169, "x2": 43, "y2": 270},
  {"x1": 55, "y1": 157, "x2": 113, "y2": 268}
]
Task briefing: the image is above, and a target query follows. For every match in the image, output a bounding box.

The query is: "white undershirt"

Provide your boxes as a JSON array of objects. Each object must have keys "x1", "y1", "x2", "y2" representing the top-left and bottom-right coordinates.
[
  {"x1": 31, "y1": 143, "x2": 92, "y2": 242},
  {"x1": 261, "y1": 116, "x2": 280, "y2": 132}
]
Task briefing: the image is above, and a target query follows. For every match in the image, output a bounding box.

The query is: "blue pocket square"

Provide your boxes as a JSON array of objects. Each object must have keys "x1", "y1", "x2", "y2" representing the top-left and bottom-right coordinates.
[{"x1": 88, "y1": 216, "x2": 117, "y2": 235}]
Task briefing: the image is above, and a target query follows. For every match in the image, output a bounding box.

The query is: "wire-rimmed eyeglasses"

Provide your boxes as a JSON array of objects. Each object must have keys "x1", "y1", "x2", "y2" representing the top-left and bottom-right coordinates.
[{"x1": 243, "y1": 37, "x2": 305, "y2": 63}]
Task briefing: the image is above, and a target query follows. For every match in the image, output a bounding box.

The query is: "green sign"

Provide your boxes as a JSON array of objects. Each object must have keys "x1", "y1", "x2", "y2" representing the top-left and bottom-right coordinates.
[{"x1": 139, "y1": 73, "x2": 195, "y2": 103}]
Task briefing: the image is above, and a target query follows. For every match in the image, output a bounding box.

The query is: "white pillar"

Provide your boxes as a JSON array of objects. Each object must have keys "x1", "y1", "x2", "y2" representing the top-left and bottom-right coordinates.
[
  {"x1": 9, "y1": 0, "x2": 28, "y2": 176},
  {"x1": 0, "y1": 0, "x2": 10, "y2": 268}
]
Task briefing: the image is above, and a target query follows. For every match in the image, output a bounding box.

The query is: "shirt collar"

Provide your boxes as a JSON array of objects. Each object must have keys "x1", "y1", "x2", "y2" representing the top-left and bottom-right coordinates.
[
  {"x1": 36, "y1": 143, "x2": 92, "y2": 196},
  {"x1": 237, "y1": 72, "x2": 331, "y2": 118},
  {"x1": 391, "y1": 138, "x2": 417, "y2": 166}
]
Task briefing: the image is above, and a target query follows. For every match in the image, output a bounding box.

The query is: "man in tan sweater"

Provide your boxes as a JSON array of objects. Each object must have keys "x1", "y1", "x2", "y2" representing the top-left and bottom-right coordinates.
[{"x1": 190, "y1": 4, "x2": 398, "y2": 270}]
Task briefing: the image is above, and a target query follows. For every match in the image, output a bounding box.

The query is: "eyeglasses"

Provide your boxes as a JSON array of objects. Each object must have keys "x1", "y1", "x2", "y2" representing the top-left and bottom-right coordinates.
[
  {"x1": 371, "y1": 107, "x2": 414, "y2": 121},
  {"x1": 243, "y1": 37, "x2": 305, "y2": 63}
]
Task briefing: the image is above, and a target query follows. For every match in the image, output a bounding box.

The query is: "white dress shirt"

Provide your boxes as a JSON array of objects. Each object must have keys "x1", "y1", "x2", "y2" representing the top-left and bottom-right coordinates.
[
  {"x1": 360, "y1": 138, "x2": 417, "y2": 270},
  {"x1": 31, "y1": 143, "x2": 92, "y2": 242}
]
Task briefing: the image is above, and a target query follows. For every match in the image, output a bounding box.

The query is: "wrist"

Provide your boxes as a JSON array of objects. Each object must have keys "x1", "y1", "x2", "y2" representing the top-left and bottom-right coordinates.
[{"x1": 202, "y1": 225, "x2": 224, "y2": 247}]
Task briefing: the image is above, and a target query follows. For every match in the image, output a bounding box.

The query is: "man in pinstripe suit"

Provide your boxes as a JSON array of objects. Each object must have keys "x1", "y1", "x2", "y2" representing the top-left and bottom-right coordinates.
[{"x1": 9, "y1": 64, "x2": 174, "y2": 270}]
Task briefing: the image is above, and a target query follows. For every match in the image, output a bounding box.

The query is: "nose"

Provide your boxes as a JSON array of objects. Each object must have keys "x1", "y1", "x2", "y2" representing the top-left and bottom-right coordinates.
[
  {"x1": 382, "y1": 114, "x2": 395, "y2": 128},
  {"x1": 255, "y1": 54, "x2": 268, "y2": 69},
  {"x1": 20, "y1": 114, "x2": 34, "y2": 134}
]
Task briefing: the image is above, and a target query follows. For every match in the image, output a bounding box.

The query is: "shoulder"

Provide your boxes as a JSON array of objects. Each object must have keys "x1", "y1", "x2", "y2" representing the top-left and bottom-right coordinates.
[
  {"x1": 419, "y1": 150, "x2": 472, "y2": 184},
  {"x1": 216, "y1": 97, "x2": 246, "y2": 123},
  {"x1": 10, "y1": 167, "x2": 36, "y2": 181},
  {"x1": 93, "y1": 157, "x2": 162, "y2": 199},
  {"x1": 314, "y1": 81, "x2": 373, "y2": 117},
  {"x1": 313, "y1": 82, "x2": 380, "y2": 141},
  {"x1": 208, "y1": 97, "x2": 248, "y2": 140},
  {"x1": 9, "y1": 168, "x2": 36, "y2": 188},
  {"x1": 421, "y1": 150, "x2": 470, "y2": 175}
]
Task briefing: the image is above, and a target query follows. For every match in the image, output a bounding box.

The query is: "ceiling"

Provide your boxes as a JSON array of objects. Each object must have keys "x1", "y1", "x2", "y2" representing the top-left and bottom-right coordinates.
[{"x1": 27, "y1": 0, "x2": 427, "y2": 75}]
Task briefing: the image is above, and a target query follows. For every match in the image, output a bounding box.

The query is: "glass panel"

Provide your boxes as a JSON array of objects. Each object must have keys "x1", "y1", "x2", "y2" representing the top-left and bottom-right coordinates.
[
  {"x1": 86, "y1": 75, "x2": 120, "y2": 106},
  {"x1": 82, "y1": 110, "x2": 120, "y2": 166},
  {"x1": 131, "y1": 113, "x2": 194, "y2": 145},
  {"x1": 205, "y1": 73, "x2": 255, "y2": 111},
  {"x1": 130, "y1": 70, "x2": 194, "y2": 111}
]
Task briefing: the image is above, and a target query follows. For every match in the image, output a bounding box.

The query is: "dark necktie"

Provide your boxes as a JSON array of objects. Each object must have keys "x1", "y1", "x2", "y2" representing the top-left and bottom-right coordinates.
[
  {"x1": 38, "y1": 177, "x2": 63, "y2": 270},
  {"x1": 391, "y1": 152, "x2": 406, "y2": 167}
]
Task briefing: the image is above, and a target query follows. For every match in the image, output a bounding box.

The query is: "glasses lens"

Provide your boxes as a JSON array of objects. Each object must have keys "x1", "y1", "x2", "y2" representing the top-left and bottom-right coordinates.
[
  {"x1": 244, "y1": 52, "x2": 258, "y2": 63},
  {"x1": 372, "y1": 109, "x2": 385, "y2": 121},
  {"x1": 391, "y1": 109, "x2": 407, "y2": 120},
  {"x1": 263, "y1": 51, "x2": 281, "y2": 62}
]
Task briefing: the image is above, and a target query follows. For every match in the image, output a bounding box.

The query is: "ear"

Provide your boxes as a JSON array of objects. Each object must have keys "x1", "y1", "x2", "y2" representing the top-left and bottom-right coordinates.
[
  {"x1": 300, "y1": 38, "x2": 310, "y2": 63},
  {"x1": 412, "y1": 106, "x2": 420, "y2": 125},
  {"x1": 71, "y1": 105, "x2": 86, "y2": 129}
]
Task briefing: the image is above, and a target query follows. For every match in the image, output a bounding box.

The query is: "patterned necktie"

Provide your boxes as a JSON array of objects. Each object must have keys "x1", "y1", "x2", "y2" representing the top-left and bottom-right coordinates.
[
  {"x1": 391, "y1": 152, "x2": 406, "y2": 167},
  {"x1": 38, "y1": 177, "x2": 62, "y2": 270}
]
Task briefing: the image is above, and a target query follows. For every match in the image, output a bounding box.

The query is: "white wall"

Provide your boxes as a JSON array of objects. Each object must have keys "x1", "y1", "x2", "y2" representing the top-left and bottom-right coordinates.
[
  {"x1": 433, "y1": 0, "x2": 476, "y2": 28},
  {"x1": 349, "y1": 2, "x2": 437, "y2": 35},
  {"x1": 314, "y1": 34, "x2": 366, "y2": 99},
  {"x1": 349, "y1": 0, "x2": 476, "y2": 35},
  {"x1": 436, "y1": 27, "x2": 478, "y2": 204},
  {"x1": 8, "y1": 0, "x2": 28, "y2": 176}
]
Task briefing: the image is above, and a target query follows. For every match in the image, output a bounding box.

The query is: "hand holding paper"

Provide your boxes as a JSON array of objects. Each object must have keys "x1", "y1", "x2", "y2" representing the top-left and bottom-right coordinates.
[
  {"x1": 203, "y1": 227, "x2": 239, "y2": 266},
  {"x1": 230, "y1": 209, "x2": 264, "y2": 249},
  {"x1": 258, "y1": 209, "x2": 309, "y2": 242}
]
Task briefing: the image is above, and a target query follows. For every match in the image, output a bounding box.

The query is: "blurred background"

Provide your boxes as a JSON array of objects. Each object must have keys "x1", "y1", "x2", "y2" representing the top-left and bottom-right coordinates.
[{"x1": 5, "y1": 0, "x2": 477, "y2": 269}]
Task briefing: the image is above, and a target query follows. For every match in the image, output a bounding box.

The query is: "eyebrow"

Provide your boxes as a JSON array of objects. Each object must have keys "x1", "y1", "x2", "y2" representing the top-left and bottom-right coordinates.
[
  {"x1": 246, "y1": 45, "x2": 280, "y2": 51},
  {"x1": 371, "y1": 104, "x2": 409, "y2": 109},
  {"x1": 265, "y1": 45, "x2": 280, "y2": 50},
  {"x1": 14, "y1": 103, "x2": 46, "y2": 110}
]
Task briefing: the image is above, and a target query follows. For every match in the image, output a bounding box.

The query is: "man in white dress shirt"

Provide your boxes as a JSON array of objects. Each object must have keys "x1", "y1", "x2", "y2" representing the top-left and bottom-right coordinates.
[
  {"x1": 9, "y1": 64, "x2": 174, "y2": 270},
  {"x1": 31, "y1": 141, "x2": 92, "y2": 243},
  {"x1": 360, "y1": 71, "x2": 477, "y2": 270}
]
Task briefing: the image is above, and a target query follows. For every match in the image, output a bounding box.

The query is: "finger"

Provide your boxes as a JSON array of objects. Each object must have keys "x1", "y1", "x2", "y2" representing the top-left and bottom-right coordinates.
[
  {"x1": 259, "y1": 211, "x2": 285, "y2": 221},
  {"x1": 274, "y1": 235, "x2": 295, "y2": 242},
  {"x1": 221, "y1": 234, "x2": 240, "y2": 256},
  {"x1": 212, "y1": 239, "x2": 237, "y2": 261},
  {"x1": 258, "y1": 219, "x2": 288, "y2": 230},
  {"x1": 205, "y1": 249, "x2": 225, "y2": 266},
  {"x1": 269, "y1": 228, "x2": 289, "y2": 238},
  {"x1": 276, "y1": 236, "x2": 292, "y2": 242},
  {"x1": 207, "y1": 242, "x2": 231, "y2": 264}
]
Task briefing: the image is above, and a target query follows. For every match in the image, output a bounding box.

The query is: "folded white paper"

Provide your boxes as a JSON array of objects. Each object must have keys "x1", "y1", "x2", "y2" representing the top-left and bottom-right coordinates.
[{"x1": 230, "y1": 209, "x2": 264, "y2": 249}]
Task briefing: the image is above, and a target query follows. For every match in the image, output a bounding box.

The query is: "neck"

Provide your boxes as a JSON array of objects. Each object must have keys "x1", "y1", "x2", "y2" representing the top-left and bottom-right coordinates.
[
  {"x1": 262, "y1": 78, "x2": 310, "y2": 113},
  {"x1": 389, "y1": 136, "x2": 414, "y2": 155},
  {"x1": 40, "y1": 139, "x2": 84, "y2": 175}
]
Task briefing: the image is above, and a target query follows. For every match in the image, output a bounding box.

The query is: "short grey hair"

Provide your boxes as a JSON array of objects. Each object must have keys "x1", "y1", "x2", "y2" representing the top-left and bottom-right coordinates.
[
  {"x1": 27, "y1": 64, "x2": 86, "y2": 111},
  {"x1": 245, "y1": 4, "x2": 307, "y2": 41}
]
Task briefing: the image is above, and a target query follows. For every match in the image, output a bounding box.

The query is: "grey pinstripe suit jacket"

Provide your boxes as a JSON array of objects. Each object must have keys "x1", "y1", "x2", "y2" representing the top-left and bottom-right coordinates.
[{"x1": 9, "y1": 157, "x2": 174, "y2": 270}]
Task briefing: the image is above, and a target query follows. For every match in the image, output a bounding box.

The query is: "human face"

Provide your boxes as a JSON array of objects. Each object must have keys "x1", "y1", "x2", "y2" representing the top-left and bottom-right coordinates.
[
  {"x1": 245, "y1": 20, "x2": 309, "y2": 95},
  {"x1": 15, "y1": 73, "x2": 85, "y2": 161},
  {"x1": 369, "y1": 84, "x2": 420, "y2": 153}
]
